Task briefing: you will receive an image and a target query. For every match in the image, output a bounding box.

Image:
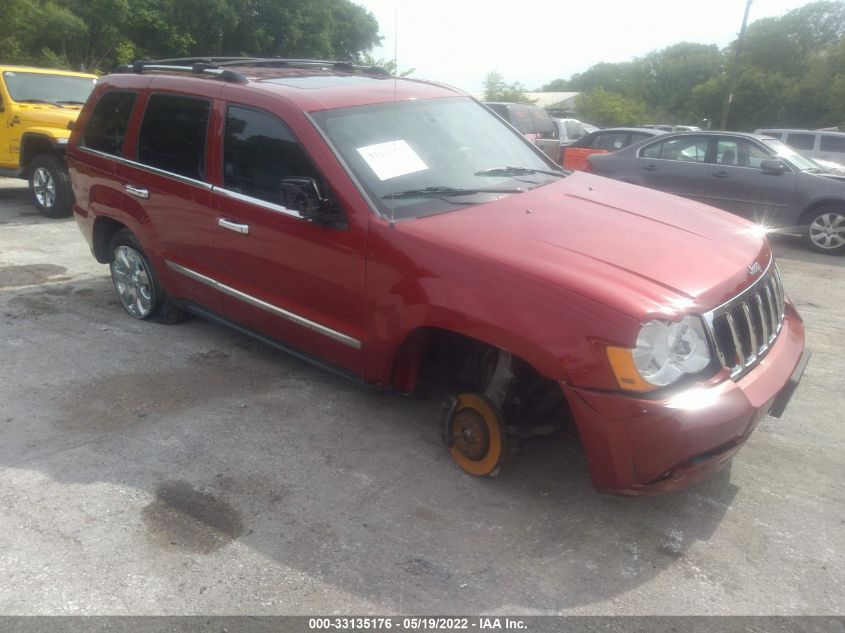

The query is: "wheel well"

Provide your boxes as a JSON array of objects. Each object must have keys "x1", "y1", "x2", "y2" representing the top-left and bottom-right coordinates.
[
  {"x1": 392, "y1": 327, "x2": 572, "y2": 430},
  {"x1": 799, "y1": 199, "x2": 845, "y2": 227},
  {"x1": 92, "y1": 217, "x2": 127, "y2": 263},
  {"x1": 20, "y1": 135, "x2": 58, "y2": 173}
]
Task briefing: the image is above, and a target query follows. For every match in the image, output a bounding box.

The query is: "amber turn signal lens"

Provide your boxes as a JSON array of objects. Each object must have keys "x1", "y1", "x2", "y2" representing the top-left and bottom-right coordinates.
[{"x1": 606, "y1": 346, "x2": 658, "y2": 393}]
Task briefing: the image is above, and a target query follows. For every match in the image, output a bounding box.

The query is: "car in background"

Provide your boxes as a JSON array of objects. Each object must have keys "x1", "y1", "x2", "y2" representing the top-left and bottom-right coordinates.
[
  {"x1": 755, "y1": 128, "x2": 845, "y2": 168},
  {"x1": 484, "y1": 102, "x2": 558, "y2": 160},
  {"x1": 561, "y1": 127, "x2": 665, "y2": 171},
  {"x1": 485, "y1": 102, "x2": 555, "y2": 143},
  {"x1": 588, "y1": 130, "x2": 845, "y2": 253},
  {"x1": 0, "y1": 65, "x2": 98, "y2": 217},
  {"x1": 552, "y1": 118, "x2": 599, "y2": 145}
]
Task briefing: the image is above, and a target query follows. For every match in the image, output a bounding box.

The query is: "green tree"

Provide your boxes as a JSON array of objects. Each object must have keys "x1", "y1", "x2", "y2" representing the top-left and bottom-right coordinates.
[
  {"x1": 574, "y1": 89, "x2": 647, "y2": 127},
  {"x1": 482, "y1": 71, "x2": 534, "y2": 103},
  {"x1": 0, "y1": 0, "x2": 381, "y2": 72}
]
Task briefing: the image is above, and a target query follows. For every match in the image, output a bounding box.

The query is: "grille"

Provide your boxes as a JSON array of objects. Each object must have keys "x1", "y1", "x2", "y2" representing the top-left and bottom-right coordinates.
[{"x1": 702, "y1": 264, "x2": 785, "y2": 378}]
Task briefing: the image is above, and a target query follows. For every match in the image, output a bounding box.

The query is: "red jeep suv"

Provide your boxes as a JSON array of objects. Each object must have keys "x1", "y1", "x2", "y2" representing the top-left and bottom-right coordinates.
[{"x1": 67, "y1": 58, "x2": 809, "y2": 495}]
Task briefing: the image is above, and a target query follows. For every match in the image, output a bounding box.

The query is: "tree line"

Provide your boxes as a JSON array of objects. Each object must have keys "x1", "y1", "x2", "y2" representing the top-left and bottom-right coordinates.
[
  {"x1": 488, "y1": 1, "x2": 845, "y2": 131},
  {"x1": 0, "y1": 0, "x2": 381, "y2": 72}
]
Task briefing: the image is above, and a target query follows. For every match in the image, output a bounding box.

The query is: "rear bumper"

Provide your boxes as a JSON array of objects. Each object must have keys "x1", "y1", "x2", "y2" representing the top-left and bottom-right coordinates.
[{"x1": 564, "y1": 303, "x2": 807, "y2": 496}]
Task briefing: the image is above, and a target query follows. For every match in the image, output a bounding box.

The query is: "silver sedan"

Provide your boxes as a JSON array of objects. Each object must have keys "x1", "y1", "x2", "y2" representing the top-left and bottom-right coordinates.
[{"x1": 588, "y1": 131, "x2": 845, "y2": 254}]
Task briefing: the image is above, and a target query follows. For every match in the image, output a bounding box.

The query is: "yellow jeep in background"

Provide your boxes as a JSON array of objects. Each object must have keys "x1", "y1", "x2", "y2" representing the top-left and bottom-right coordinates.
[{"x1": 0, "y1": 66, "x2": 97, "y2": 217}]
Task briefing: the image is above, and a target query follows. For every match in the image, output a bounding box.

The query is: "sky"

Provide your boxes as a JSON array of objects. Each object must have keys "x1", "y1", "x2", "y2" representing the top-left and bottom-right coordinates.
[{"x1": 355, "y1": 0, "x2": 814, "y2": 94}]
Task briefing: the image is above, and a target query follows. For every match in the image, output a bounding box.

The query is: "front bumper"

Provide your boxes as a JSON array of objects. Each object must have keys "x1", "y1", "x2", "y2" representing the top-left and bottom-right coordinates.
[{"x1": 563, "y1": 302, "x2": 807, "y2": 496}]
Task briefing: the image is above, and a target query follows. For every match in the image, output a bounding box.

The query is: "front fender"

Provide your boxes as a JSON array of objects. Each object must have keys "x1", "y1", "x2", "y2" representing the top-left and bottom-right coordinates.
[{"x1": 362, "y1": 220, "x2": 638, "y2": 389}]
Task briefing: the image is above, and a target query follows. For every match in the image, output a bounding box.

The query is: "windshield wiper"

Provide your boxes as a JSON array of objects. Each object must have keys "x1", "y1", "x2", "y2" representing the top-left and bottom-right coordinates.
[
  {"x1": 475, "y1": 166, "x2": 565, "y2": 178},
  {"x1": 56, "y1": 99, "x2": 86, "y2": 105},
  {"x1": 382, "y1": 186, "x2": 524, "y2": 199},
  {"x1": 18, "y1": 98, "x2": 65, "y2": 108}
]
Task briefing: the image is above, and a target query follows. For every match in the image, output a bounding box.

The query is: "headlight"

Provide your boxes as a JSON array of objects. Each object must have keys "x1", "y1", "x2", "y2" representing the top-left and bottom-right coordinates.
[{"x1": 607, "y1": 316, "x2": 711, "y2": 392}]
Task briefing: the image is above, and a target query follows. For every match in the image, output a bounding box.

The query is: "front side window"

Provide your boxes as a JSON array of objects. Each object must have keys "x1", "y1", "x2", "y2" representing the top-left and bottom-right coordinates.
[
  {"x1": 714, "y1": 138, "x2": 773, "y2": 168},
  {"x1": 311, "y1": 96, "x2": 561, "y2": 220},
  {"x1": 2, "y1": 71, "x2": 96, "y2": 105},
  {"x1": 641, "y1": 136, "x2": 710, "y2": 162},
  {"x1": 224, "y1": 105, "x2": 321, "y2": 205},
  {"x1": 137, "y1": 94, "x2": 210, "y2": 181},
  {"x1": 81, "y1": 91, "x2": 137, "y2": 155}
]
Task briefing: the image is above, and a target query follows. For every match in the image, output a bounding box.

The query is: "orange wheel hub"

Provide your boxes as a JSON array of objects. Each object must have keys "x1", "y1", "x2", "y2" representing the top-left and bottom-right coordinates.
[{"x1": 446, "y1": 393, "x2": 506, "y2": 476}]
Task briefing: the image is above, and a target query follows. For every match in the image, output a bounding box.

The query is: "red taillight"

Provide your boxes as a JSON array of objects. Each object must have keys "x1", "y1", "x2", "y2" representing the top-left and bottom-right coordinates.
[{"x1": 582, "y1": 157, "x2": 592, "y2": 172}]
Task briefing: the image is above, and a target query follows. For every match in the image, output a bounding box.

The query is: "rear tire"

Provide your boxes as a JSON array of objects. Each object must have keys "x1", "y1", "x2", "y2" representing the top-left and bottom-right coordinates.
[
  {"x1": 805, "y1": 205, "x2": 845, "y2": 254},
  {"x1": 108, "y1": 229, "x2": 189, "y2": 324},
  {"x1": 29, "y1": 153, "x2": 72, "y2": 218}
]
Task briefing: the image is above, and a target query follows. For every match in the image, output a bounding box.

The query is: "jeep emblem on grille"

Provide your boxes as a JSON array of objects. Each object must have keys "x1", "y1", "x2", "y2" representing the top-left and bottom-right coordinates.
[{"x1": 748, "y1": 262, "x2": 763, "y2": 276}]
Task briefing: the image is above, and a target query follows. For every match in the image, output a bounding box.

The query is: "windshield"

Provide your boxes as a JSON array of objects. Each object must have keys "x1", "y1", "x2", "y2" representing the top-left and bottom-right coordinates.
[
  {"x1": 311, "y1": 97, "x2": 563, "y2": 220},
  {"x1": 761, "y1": 138, "x2": 820, "y2": 171},
  {"x1": 3, "y1": 71, "x2": 96, "y2": 105}
]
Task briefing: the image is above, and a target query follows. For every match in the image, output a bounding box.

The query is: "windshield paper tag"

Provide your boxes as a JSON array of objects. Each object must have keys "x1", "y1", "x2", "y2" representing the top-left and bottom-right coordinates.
[{"x1": 356, "y1": 140, "x2": 428, "y2": 181}]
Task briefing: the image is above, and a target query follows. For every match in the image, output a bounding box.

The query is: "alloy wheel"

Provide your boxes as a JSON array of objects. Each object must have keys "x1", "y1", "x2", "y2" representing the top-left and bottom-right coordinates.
[
  {"x1": 32, "y1": 167, "x2": 56, "y2": 209},
  {"x1": 111, "y1": 246, "x2": 154, "y2": 318}
]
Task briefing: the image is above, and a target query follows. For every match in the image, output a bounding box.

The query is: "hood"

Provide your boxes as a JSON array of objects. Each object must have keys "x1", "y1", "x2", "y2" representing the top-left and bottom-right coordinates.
[
  {"x1": 400, "y1": 172, "x2": 771, "y2": 321},
  {"x1": 15, "y1": 103, "x2": 81, "y2": 130}
]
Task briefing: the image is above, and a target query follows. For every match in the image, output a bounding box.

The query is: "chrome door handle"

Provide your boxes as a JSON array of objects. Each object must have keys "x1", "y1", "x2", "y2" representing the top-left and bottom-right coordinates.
[
  {"x1": 124, "y1": 184, "x2": 149, "y2": 199},
  {"x1": 218, "y1": 218, "x2": 249, "y2": 235}
]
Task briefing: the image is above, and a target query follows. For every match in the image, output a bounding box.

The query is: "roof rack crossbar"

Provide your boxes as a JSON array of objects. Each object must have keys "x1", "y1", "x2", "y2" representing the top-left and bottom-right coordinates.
[{"x1": 113, "y1": 62, "x2": 248, "y2": 84}]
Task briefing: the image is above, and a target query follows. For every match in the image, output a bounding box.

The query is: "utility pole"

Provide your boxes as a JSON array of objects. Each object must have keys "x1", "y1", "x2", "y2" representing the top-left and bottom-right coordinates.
[{"x1": 720, "y1": 0, "x2": 753, "y2": 130}]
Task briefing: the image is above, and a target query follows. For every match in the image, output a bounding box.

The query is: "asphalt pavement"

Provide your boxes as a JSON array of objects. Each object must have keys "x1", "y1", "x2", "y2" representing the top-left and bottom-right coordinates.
[{"x1": 0, "y1": 177, "x2": 843, "y2": 615}]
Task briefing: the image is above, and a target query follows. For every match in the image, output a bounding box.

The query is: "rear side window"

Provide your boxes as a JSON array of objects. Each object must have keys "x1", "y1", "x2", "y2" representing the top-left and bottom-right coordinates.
[
  {"x1": 82, "y1": 91, "x2": 136, "y2": 155},
  {"x1": 820, "y1": 135, "x2": 845, "y2": 153},
  {"x1": 785, "y1": 133, "x2": 815, "y2": 151},
  {"x1": 138, "y1": 94, "x2": 210, "y2": 181},
  {"x1": 641, "y1": 136, "x2": 710, "y2": 162},
  {"x1": 223, "y1": 105, "x2": 321, "y2": 205}
]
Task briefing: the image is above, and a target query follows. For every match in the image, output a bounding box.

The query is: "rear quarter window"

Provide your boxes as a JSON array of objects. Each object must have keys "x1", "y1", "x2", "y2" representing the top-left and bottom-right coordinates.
[{"x1": 81, "y1": 91, "x2": 137, "y2": 155}]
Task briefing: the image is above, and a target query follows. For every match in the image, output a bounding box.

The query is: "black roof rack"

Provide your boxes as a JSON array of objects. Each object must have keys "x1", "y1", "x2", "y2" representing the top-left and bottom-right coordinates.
[{"x1": 113, "y1": 56, "x2": 390, "y2": 83}]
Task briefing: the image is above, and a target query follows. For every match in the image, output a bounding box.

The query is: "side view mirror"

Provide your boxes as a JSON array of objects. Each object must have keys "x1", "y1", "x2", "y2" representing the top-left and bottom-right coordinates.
[
  {"x1": 280, "y1": 177, "x2": 346, "y2": 228},
  {"x1": 760, "y1": 159, "x2": 786, "y2": 174}
]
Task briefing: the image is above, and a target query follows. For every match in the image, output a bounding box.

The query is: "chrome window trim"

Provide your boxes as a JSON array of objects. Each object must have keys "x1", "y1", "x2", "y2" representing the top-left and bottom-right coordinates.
[
  {"x1": 165, "y1": 260, "x2": 362, "y2": 350},
  {"x1": 77, "y1": 146, "x2": 213, "y2": 190},
  {"x1": 211, "y1": 186, "x2": 304, "y2": 220}
]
